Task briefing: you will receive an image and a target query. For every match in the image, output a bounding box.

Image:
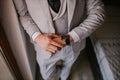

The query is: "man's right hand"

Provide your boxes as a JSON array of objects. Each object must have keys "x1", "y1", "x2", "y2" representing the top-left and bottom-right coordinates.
[{"x1": 35, "y1": 34, "x2": 65, "y2": 54}]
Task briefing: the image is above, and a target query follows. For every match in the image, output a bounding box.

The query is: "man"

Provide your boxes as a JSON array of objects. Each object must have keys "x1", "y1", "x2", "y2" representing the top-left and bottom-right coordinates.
[{"x1": 13, "y1": 0, "x2": 105, "y2": 80}]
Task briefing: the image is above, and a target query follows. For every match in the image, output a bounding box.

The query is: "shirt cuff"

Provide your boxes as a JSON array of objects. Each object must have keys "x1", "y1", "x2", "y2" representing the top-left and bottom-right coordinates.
[
  {"x1": 68, "y1": 30, "x2": 80, "y2": 43},
  {"x1": 32, "y1": 32, "x2": 41, "y2": 41}
]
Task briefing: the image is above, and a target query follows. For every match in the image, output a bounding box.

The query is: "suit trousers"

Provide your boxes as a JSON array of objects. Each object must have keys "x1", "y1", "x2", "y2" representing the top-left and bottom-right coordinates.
[{"x1": 34, "y1": 43, "x2": 80, "y2": 80}]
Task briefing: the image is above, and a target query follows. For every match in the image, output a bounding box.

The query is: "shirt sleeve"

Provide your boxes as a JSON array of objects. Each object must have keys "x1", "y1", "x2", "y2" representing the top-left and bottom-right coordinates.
[
  {"x1": 68, "y1": 31, "x2": 80, "y2": 43},
  {"x1": 32, "y1": 32, "x2": 41, "y2": 41}
]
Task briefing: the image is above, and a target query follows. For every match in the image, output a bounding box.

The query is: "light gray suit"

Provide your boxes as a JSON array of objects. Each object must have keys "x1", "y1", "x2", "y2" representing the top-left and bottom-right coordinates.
[{"x1": 13, "y1": 0, "x2": 105, "y2": 80}]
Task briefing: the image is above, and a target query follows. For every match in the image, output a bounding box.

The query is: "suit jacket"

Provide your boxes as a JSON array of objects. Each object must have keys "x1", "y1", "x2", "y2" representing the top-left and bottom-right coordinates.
[{"x1": 13, "y1": 0, "x2": 105, "y2": 54}]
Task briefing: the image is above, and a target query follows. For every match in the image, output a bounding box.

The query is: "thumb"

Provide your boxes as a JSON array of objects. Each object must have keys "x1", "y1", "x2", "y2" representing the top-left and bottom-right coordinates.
[{"x1": 51, "y1": 34, "x2": 60, "y2": 38}]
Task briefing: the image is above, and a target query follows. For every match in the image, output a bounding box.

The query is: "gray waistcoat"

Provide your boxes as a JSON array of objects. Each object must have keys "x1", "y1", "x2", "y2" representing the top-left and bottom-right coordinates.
[{"x1": 49, "y1": 0, "x2": 68, "y2": 35}]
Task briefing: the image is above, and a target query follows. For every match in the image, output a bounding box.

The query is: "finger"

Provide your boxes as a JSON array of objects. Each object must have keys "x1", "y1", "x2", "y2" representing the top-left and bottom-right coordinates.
[
  {"x1": 51, "y1": 34, "x2": 60, "y2": 38},
  {"x1": 53, "y1": 37, "x2": 66, "y2": 45},
  {"x1": 45, "y1": 47, "x2": 54, "y2": 54},
  {"x1": 47, "y1": 44, "x2": 59, "y2": 53},
  {"x1": 46, "y1": 48, "x2": 56, "y2": 54},
  {"x1": 49, "y1": 45, "x2": 61, "y2": 51},
  {"x1": 49, "y1": 45, "x2": 58, "y2": 51},
  {"x1": 50, "y1": 40, "x2": 63, "y2": 48}
]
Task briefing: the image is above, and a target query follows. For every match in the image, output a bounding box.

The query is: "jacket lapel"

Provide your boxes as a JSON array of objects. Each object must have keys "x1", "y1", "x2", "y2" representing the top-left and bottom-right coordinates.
[
  {"x1": 39, "y1": 0, "x2": 55, "y2": 33},
  {"x1": 67, "y1": 0, "x2": 76, "y2": 28}
]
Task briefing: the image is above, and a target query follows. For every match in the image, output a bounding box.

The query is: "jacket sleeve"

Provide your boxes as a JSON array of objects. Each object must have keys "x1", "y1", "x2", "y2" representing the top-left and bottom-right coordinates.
[
  {"x1": 69, "y1": 0, "x2": 105, "y2": 42},
  {"x1": 13, "y1": 0, "x2": 41, "y2": 38}
]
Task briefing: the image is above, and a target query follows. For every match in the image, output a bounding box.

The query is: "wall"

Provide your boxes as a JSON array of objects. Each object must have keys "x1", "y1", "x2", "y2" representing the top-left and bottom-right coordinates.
[{"x1": 0, "y1": 0, "x2": 36, "y2": 79}]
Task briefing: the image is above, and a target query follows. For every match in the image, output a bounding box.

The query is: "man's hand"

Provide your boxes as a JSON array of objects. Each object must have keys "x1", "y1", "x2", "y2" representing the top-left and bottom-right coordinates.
[
  {"x1": 53, "y1": 37, "x2": 66, "y2": 46},
  {"x1": 53, "y1": 34, "x2": 74, "y2": 45},
  {"x1": 35, "y1": 34, "x2": 65, "y2": 54},
  {"x1": 68, "y1": 34, "x2": 74, "y2": 42}
]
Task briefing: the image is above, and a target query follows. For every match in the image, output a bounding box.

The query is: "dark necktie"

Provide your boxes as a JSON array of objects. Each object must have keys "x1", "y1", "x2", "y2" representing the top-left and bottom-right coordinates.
[{"x1": 48, "y1": 0, "x2": 61, "y2": 13}]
